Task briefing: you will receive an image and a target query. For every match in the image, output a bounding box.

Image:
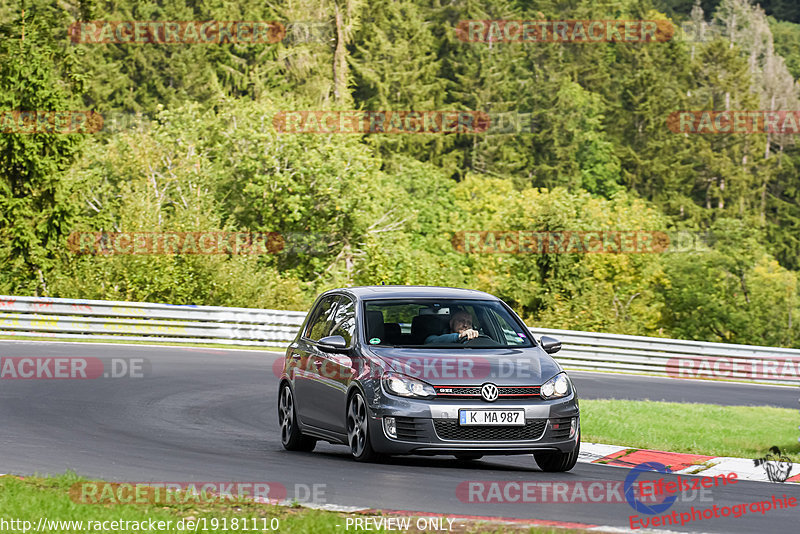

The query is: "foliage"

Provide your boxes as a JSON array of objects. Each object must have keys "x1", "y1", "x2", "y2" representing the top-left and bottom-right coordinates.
[
  {"x1": 1, "y1": 0, "x2": 800, "y2": 347},
  {"x1": 0, "y1": 2, "x2": 87, "y2": 296}
]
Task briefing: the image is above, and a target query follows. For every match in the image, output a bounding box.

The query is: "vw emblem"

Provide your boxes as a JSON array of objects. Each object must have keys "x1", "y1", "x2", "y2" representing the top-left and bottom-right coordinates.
[{"x1": 480, "y1": 383, "x2": 499, "y2": 402}]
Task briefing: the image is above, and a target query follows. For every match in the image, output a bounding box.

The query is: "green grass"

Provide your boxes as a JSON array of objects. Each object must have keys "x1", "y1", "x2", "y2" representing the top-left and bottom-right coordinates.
[
  {"x1": 0, "y1": 474, "x2": 594, "y2": 534},
  {"x1": 581, "y1": 399, "x2": 800, "y2": 463}
]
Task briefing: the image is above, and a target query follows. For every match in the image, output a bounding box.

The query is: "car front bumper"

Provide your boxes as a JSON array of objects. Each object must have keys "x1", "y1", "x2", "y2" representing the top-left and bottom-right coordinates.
[{"x1": 366, "y1": 392, "x2": 580, "y2": 456}]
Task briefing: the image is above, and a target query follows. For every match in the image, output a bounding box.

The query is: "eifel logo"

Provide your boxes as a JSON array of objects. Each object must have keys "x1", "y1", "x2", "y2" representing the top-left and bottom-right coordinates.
[{"x1": 753, "y1": 446, "x2": 793, "y2": 482}]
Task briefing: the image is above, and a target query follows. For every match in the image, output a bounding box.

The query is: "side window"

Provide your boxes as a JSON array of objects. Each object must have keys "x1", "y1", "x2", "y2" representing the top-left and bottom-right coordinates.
[
  {"x1": 485, "y1": 307, "x2": 528, "y2": 346},
  {"x1": 304, "y1": 296, "x2": 339, "y2": 341},
  {"x1": 329, "y1": 297, "x2": 356, "y2": 347}
]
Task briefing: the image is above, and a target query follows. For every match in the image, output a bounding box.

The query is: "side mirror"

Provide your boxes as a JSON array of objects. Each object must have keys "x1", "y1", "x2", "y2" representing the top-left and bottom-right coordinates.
[
  {"x1": 318, "y1": 335, "x2": 348, "y2": 351},
  {"x1": 539, "y1": 336, "x2": 561, "y2": 354}
]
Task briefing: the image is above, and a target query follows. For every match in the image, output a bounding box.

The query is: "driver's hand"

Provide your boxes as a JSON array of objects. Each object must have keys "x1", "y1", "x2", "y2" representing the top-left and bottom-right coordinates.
[{"x1": 459, "y1": 328, "x2": 479, "y2": 340}]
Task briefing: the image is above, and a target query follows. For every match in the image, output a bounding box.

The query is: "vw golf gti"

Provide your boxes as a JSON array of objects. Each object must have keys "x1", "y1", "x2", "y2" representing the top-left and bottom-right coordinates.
[{"x1": 277, "y1": 286, "x2": 580, "y2": 471}]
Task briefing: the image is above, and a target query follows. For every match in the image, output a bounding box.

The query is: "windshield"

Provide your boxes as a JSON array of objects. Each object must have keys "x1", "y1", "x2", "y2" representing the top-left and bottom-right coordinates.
[{"x1": 363, "y1": 299, "x2": 533, "y2": 348}]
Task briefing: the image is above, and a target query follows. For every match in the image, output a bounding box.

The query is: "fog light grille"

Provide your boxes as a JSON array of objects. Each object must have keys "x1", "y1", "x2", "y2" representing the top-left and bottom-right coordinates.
[
  {"x1": 433, "y1": 419, "x2": 546, "y2": 441},
  {"x1": 393, "y1": 416, "x2": 425, "y2": 441},
  {"x1": 549, "y1": 417, "x2": 572, "y2": 440}
]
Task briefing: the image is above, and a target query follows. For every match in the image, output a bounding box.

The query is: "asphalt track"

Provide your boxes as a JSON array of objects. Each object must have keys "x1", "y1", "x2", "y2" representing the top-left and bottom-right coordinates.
[{"x1": 1, "y1": 341, "x2": 798, "y2": 533}]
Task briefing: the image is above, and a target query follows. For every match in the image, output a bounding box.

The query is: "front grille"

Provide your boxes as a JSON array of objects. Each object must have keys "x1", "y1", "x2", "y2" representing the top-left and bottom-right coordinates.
[
  {"x1": 435, "y1": 386, "x2": 481, "y2": 396},
  {"x1": 550, "y1": 417, "x2": 572, "y2": 440},
  {"x1": 394, "y1": 416, "x2": 425, "y2": 441},
  {"x1": 433, "y1": 418, "x2": 547, "y2": 441},
  {"x1": 497, "y1": 386, "x2": 541, "y2": 396},
  {"x1": 434, "y1": 385, "x2": 540, "y2": 398}
]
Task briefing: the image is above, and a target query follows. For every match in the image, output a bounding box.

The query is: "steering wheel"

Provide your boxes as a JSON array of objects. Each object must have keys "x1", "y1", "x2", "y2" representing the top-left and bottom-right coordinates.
[{"x1": 460, "y1": 334, "x2": 497, "y2": 346}]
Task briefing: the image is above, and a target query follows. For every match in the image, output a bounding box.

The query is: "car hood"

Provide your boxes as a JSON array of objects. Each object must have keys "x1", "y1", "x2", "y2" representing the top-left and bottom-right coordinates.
[{"x1": 367, "y1": 346, "x2": 561, "y2": 386}]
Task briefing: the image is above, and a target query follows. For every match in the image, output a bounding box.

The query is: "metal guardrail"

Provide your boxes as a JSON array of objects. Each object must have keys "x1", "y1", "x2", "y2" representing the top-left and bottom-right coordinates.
[
  {"x1": 1, "y1": 295, "x2": 798, "y2": 385},
  {"x1": 529, "y1": 327, "x2": 800, "y2": 386},
  {"x1": 0, "y1": 295, "x2": 305, "y2": 347}
]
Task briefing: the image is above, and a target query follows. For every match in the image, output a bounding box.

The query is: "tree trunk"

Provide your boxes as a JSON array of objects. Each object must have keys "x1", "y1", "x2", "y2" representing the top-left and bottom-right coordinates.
[{"x1": 333, "y1": 4, "x2": 347, "y2": 103}]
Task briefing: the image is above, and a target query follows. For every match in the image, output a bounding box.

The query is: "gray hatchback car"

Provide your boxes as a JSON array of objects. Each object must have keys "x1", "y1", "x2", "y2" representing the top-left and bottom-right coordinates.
[{"x1": 277, "y1": 286, "x2": 580, "y2": 471}]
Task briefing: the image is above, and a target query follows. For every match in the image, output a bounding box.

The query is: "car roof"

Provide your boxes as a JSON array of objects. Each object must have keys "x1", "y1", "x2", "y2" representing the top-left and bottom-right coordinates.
[{"x1": 321, "y1": 285, "x2": 499, "y2": 301}]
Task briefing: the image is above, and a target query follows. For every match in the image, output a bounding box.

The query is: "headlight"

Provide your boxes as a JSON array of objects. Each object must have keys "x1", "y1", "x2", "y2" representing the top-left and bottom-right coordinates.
[
  {"x1": 382, "y1": 372, "x2": 437, "y2": 399},
  {"x1": 540, "y1": 372, "x2": 571, "y2": 399}
]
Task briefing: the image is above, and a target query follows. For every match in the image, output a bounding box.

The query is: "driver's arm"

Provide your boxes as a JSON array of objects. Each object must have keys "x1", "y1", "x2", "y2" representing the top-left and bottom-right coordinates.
[{"x1": 424, "y1": 333, "x2": 461, "y2": 344}]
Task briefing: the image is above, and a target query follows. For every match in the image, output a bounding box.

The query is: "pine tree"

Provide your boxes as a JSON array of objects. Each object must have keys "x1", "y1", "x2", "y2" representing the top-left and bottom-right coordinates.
[{"x1": 0, "y1": 1, "x2": 86, "y2": 294}]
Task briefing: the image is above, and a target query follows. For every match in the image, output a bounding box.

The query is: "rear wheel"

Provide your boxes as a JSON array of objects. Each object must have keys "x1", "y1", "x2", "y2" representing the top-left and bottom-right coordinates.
[
  {"x1": 534, "y1": 432, "x2": 580, "y2": 472},
  {"x1": 278, "y1": 384, "x2": 316, "y2": 452},
  {"x1": 347, "y1": 391, "x2": 378, "y2": 462}
]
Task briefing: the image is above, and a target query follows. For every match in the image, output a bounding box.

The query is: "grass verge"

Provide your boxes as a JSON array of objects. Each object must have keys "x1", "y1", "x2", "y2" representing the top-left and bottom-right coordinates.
[
  {"x1": 0, "y1": 474, "x2": 595, "y2": 534},
  {"x1": 581, "y1": 399, "x2": 800, "y2": 463}
]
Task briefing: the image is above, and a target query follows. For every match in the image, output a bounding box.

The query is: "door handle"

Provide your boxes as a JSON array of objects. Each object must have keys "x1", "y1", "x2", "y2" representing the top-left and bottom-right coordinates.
[{"x1": 312, "y1": 359, "x2": 323, "y2": 367}]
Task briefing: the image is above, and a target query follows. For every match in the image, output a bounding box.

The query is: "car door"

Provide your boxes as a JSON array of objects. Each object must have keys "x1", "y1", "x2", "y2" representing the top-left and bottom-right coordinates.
[
  {"x1": 293, "y1": 295, "x2": 339, "y2": 427},
  {"x1": 312, "y1": 295, "x2": 357, "y2": 432}
]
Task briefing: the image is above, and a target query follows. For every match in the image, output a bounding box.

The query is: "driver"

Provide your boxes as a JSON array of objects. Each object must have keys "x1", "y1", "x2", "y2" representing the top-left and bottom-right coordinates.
[{"x1": 425, "y1": 310, "x2": 480, "y2": 343}]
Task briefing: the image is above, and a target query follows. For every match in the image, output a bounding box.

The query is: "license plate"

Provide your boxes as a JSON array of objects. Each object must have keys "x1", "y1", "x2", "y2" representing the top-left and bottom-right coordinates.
[{"x1": 459, "y1": 409, "x2": 525, "y2": 426}]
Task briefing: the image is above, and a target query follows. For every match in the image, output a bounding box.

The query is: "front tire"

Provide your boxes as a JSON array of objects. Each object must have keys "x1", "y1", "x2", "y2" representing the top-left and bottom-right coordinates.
[
  {"x1": 278, "y1": 384, "x2": 316, "y2": 452},
  {"x1": 346, "y1": 391, "x2": 378, "y2": 462},
  {"x1": 534, "y1": 432, "x2": 580, "y2": 472}
]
